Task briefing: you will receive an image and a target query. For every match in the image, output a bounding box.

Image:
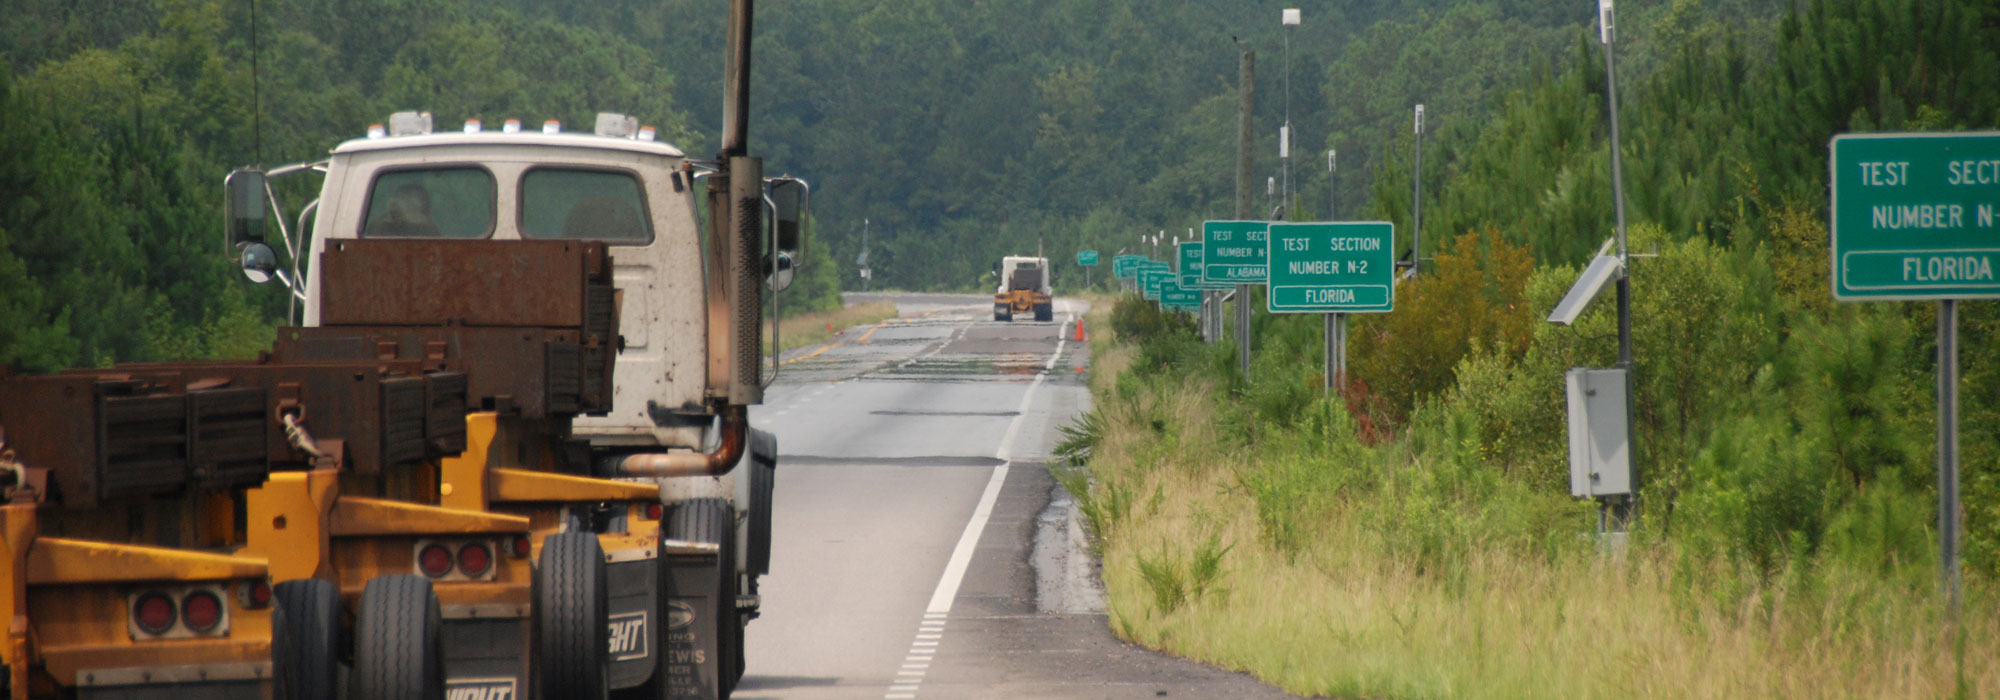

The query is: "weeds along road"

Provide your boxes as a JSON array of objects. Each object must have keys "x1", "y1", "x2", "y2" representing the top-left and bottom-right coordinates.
[{"x1": 741, "y1": 293, "x2": 1297, "y2": 700}]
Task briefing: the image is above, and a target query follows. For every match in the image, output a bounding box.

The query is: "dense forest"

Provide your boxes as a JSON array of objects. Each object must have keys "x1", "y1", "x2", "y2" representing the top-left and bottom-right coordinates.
[
  {"x1": 0, "y1": 0, "x2": 1794, "y2": 372},
  {"x1": 6, "y1": 0, "x2": 2000, "y2": 572}
]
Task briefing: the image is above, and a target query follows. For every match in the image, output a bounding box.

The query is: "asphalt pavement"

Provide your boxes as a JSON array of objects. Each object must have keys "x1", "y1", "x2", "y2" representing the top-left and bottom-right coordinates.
[{"x1": 739, "y1": 293, "x2": 1298, "y2": 700}]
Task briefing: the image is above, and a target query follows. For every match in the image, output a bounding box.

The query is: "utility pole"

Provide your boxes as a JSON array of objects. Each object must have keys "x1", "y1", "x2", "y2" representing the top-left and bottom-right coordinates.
[
  {"x1": 1412, "y1": 104, "x2": 1425, "y2": 278},
  {"x1": 1235, "y1": 43, "x2": 1256, "y2": 379},
  {"x1": 1600, "y1": 0, "x2": 1636, "y2": 531}
]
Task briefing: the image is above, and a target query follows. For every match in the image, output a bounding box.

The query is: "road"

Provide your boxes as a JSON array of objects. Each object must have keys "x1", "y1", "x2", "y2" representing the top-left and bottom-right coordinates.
[{"x1": 739, "y1": 293, "x2": 1296, "y2": 700}]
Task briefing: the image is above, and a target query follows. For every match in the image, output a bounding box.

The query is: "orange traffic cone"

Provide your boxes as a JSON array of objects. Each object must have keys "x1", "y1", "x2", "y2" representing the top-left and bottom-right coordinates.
[{"x1": 1073, "y1": 317, "x2": 1087, "y2": 342}]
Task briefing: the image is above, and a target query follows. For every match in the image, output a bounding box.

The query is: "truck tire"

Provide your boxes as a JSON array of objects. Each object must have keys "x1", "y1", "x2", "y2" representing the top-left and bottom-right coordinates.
[
  {"x1": 667, "y1": 498, "x2": 740, "y2": 695},
  {"x1": 537, "y1": 531, "x2": 610, "y2": 700},
  {"x1": 274, "y1": 579, "x2": 343, "y2": 700},
  {"x1": 995, "y1": 311, "x2": 1011, "y2": 322},
  {"x1": 350, "y1": 575, "x2": 443, "y2": 700},
  {"x1": 1034, "y1": 303, "x2": 1053, "y2": 322}
]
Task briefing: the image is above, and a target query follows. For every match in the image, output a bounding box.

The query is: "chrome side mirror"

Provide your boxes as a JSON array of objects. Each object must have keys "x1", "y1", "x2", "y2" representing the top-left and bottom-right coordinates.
[
  {"x1": 239, "y1": 241, "x2": 281, "y2": 285},
  {"x1": 767, "y1": 251, "x2": 796, "y2": 292}
]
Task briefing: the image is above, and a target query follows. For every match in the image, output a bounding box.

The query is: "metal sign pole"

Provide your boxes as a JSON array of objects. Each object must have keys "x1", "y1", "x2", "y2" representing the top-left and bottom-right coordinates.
[
  {"x1": 1324, "y1": 313, "x2": 1335, "y2": 393},
  {"x1": 1237, "y1": 284, "x2": 1252, "y2": 378},
  {"x1": 1939, "y1": 298, "x2": 1962, "y2": 619}
]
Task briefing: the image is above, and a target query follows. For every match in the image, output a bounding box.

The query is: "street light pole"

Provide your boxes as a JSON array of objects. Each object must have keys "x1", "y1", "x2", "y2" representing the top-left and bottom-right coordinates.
[
  {"x1": 1599, "y1": 0, "x2": 1637, "y2": 533},
  {"x1": 1412, "y1": 104, "x2": 1425, "y2": 278},
  {"x1": 1601, "y1": 0, "x2": 1631, "y2": 370}
]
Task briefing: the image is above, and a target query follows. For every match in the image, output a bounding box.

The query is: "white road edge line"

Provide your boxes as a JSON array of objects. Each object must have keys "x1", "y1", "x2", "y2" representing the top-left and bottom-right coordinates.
[
  {"x1": 925, "y1": 307, "x2": 1072, "y2": 615},
  {"x1": 891, "y1": 304, "x2": 1075, "y2": 700}
]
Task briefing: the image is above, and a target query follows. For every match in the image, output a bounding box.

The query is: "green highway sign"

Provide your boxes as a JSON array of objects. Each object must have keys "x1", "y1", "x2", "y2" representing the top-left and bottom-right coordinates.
[
  {"x1": 1078, "y1": 250, "x2": 1099, "y2": 266},
  {"x1": 1139, "y1": 262, "x2": 1172, "y2": 300},
  {"x1": 1265, "y1": 221, "x2": 1396, "y2": 313},
  {"x1": 1178, "y1": 242, "x2": 1228, "y2": 290},
  {"x1": 1831, "y1": 132, "x2": 2000, "y2": 300},
  {"x1": 1201, "y1": 220, "x2": 1269, "y2": 284},
  {"x1": 1140, "y1": 268, "x2": 1165, "y2": 300},
  {"x1": 1160, "y1": 280, "x2": 1201, "y2": 310},
  {"x1": 1113, "y1": 254, "x2": 1145, "y2": 279}
]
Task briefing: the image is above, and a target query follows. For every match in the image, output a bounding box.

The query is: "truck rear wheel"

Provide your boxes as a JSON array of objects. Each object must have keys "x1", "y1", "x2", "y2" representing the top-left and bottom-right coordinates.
[
  {"x1": 350, "y1": 575, "x2": 443, "y2": 700},
  {"x1": 668, "y1": 498, "x2": 740, "y2": 696},
  {"x1": 1034, "y1": 303, "x2": 1053, "y2": 322},
  {"x1": 274, "y1": 579, "x2": 343, "y2": 700},
  {"x1": 537, "y1": 531, "x2": 610, "y2": 700}
]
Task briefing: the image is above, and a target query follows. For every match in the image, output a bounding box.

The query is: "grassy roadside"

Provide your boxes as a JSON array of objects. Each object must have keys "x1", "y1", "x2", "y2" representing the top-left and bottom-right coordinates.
[
  {"x1": 1059, "y1": 300, "x2": 1997, "y2": 699},
  {"x1": 765, "y1": 300, "x2": 898, "y2": 355}
]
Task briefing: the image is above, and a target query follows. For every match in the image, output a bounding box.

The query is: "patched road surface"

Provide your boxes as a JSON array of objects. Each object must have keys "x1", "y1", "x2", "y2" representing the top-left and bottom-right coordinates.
[{"x1": 739, "y1": 293, "x2": 1298, "y2": 699}]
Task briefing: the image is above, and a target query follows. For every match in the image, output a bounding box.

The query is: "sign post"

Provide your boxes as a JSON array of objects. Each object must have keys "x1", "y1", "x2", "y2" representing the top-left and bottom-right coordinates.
[
  {"x1": 1202, "y1": 221, "x2": 1269, "y2": 378},
  {"x1": 1078, "y1": 249, "x2": 1099, "y2": 289},
  {"x1": 1831, "y1": 132, "x2": 2000, "y2": 620}
]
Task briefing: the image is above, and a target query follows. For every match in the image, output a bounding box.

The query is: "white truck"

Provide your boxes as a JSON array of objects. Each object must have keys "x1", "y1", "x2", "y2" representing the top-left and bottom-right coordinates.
[
  {"x1": 994, "y1": 255, "x2": 1054, "y2": 322},
  {"x1": 223, "y1": 1, "x2": 795, "y2": 696}
]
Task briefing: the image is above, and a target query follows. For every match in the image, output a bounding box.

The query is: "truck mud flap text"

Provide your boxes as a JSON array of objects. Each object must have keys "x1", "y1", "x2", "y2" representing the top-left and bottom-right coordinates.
[
  {"x1": 608, "y1": 557, "x2": 660, "y2": 688},
  {"x1": 661, "y1": 551, "x2": 723, "y2": 697}
]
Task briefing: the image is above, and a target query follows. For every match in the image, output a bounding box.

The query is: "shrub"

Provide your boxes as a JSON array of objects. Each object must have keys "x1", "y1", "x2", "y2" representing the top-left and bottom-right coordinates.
[{"x1": 1350, "y1": 230, "x2": 1534, "y2": 426}]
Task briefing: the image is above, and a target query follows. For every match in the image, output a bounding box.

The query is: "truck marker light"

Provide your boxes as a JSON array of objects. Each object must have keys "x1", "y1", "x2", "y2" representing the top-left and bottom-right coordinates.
[
  {"x1": 503, "y1": 119, "x2": 522, "y2": 134},
  {"x1": 542, "y1": 120, "x2": 560, "y2": 134},
  {"x1": 246, "y1": 580, "x2": 273, "y2": 608},
  {"x1": 133, "y1": 592, "x2": 176, "y2": 635},
  {"x1": 419, "y1": 543, "x2": 455, "y2": 578},
  {"x1": 638, "y1": 126, "x2": 656, "y2": 142},
  {"x1": 464, "y1": 119, "x2": 482, "y2": 133},
  {"x1": 457, "y1": 542, "x2": 493, "y2": 577},
  {"x1": 644, "y1": 502, "x2": 663, "y2": 520},
  {"x1": 510, "y1": 535, "x2": 532, "y2": 558},
  {"x1": 181, "y1": 590, "x2": 224, "y2": 633},
  {"x1": 366, "y1": 124, "x2": 386, "y2": 139}
]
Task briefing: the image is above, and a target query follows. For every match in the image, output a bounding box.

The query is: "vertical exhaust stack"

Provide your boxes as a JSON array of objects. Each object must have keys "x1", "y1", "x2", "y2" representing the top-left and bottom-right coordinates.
[{"x1": 708, "y1": 0, "x2": 766, "y2": 405}]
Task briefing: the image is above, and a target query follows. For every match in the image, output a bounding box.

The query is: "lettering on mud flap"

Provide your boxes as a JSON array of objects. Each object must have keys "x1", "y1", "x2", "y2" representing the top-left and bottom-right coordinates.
[
  {"x1": 445, "y1": 678, "x2": 517, "y2": 700},
  {"x1": 664, "y1": 599, "x2": 712, "y2": 696},
  {"x1": 609, "y1": 610, "x2": 650, "y2": 661}
]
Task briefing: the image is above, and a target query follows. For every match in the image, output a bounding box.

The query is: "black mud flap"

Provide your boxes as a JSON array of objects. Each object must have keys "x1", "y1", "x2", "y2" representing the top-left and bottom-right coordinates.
[
  {"x1": 606, "y1": 557, "x2": 660, "y2": 690},
  {"x1": 441, "y1": 617, "x2": 528, "y2": 700},
  {"x1": 659, "y1": 549, "x2": 724, "y2": 698}
]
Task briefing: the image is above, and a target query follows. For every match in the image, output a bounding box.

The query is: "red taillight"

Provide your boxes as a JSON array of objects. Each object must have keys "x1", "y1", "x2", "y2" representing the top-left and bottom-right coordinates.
[
  {"x1": 418, "y1": 544, "x2": 454, "y2": 578},
  {"x1": 511, "y1": 535, "x2": 532, "y2": 558},
  {"x1": 457, "y1": 543, "x2": 493, "y2": 577},
  {"x1": 644, "y1": 502, "x2": 664, "y2": 520},
  {"x1": 182, "y1": 591, "x2": 224, "y2": 633},
  {"x1": 133, "y1": 592, "x2": 176, "y2": 635},
  {"x1": 247, "y1": 580, "x2": 273, "y2": 608}
]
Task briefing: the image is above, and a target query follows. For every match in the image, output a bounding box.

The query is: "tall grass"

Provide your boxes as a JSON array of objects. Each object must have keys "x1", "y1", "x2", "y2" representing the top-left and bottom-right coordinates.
[{"x1": 1068, "y1": 293, "x2": 1998, "y2": 699}]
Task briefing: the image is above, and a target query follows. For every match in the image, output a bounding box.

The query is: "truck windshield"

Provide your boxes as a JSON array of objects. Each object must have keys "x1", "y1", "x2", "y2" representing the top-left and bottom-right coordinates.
[
  {"x1": 361, "y1": 167, "x2": 495, "y2": 238},
  {"x1": 519, "y1": 168, "x2": 652, "y2": 243}
]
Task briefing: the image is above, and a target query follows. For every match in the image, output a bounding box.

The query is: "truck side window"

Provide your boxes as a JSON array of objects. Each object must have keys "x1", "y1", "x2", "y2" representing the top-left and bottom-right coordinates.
[
  {"x1": 520, "y1": 169, "x2": 652, "y2": 243},
  {"x1": 361, "y1": 167, "x2": 496, "y2": 238}
]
